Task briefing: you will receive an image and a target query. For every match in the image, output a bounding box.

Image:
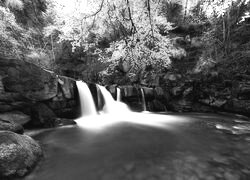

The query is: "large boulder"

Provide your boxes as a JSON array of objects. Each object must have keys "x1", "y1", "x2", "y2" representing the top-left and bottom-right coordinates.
[
  {"x1": 0, "y1": 119, "x2": 23, "y2": 134},
  {"x1": 58, "y1": 77, "x2": 75, "y2": 99},
  {"x1": 1, "y1": 58, "x2": 58, "y2": 101},
  {"x1": 0, "y1": 131, "x2": 42, "y2": 178},
  {"x1": 30, "y1": 103, "x2": 56, "y2": 128}
]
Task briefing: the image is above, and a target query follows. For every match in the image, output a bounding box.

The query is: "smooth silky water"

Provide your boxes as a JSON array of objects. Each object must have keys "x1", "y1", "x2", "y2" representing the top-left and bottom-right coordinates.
[{"x1": 23, "y1": 81, "x2": 250, "y2": 180}]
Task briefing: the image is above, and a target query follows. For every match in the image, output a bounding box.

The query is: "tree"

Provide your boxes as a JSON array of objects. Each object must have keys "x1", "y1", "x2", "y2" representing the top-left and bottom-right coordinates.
[{"x1": 44, "y1": 0, "x2": 186, "y2": 81}]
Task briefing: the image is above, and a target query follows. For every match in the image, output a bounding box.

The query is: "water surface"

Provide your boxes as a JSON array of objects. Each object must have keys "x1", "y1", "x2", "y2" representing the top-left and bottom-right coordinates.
[{"x1": 24, "y1": 113, "x2": 250, "y2": 180}]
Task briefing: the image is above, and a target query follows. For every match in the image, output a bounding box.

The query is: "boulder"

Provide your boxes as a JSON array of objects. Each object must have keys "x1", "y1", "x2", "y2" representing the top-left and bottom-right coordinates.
[
  {"x1": 0, "y1": 102, "x2": 13, "y2": 112},
  {"x1": 142, "y1": 87, "x2": 154, "y2": 99},
  {"x1": 58, "y1": 77, "x2": 75, "y2": 99},
  {"x1": 0, "y1": 111, "x2": 30, "y2": 125},
  {"x1": 169, "y1": 99, "x2": 192, "y2": 112},
  {"x1": 1, "y1": 59, "x2": 58, "y2": 101},
  {"x1": 149, "y1": 99, "x2": 166, "y2": 112},
  {"x1": 30, "y1": 103, "x2": 56, "y2": 128},
  {"x1": 121, "y1": 86, "x2": 139, "y2": 98},
  {"x1": 0, "y1": 119, "x2": 23, "y2": 134},
  {"x1": 0, "y1": 131, "x2": 42, "y2": 178}
]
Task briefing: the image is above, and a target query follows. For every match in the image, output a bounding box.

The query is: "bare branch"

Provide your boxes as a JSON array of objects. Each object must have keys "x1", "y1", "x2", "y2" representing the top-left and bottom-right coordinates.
[
  {"x1": 125, "y1": 0, "x2": 137, "y2": 34},
  {"x1": 147, "y1": 0, "x2": 154, "y2": 39},
  {"x1": 82, "y1": 0, "x2": 105, "y2": 20}
]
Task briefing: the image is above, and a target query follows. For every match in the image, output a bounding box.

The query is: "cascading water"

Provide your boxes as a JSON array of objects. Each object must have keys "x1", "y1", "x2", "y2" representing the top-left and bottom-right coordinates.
[
  {"x1": 76, "y1": 81, "x2": 186, "y2": 130},
  {"x1": 140, "y1": 88, "x2": 147, "y2": 111},
  {"x1": 116, "y1": 87, "x2": 121, "y2": 102},
  {"x1": 98, "y1": 85, "x2": 130, "y2": 114},
  {"x1": 76, "y1": 81, "x2": 97, "y2": 116}
]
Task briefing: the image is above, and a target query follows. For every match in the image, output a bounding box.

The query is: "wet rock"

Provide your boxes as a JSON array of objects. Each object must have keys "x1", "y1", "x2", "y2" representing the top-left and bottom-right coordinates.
[
  {"x1": 0, "y1": 111, "x2": 30, "y2": 125},
  {"x1": 2, "y1": 61, "x2": 58, "y2": 101},
  {"x1": 0, "y1": 102, "x2": 13, "y2": 112},
  {"x1": 154, "y1": 87, "x2": 164, "y2": 97},
  {"x1": 0, "y1": 119, "x2": 24, "y2": 134},
  {"x1": 0, "y1": 131, "x2": 42, "y2": 178},
  {"x1": 30, "y1": 103, "x2": 56, "y2": 128},
  {"x1": 169, "y1": 99, "x2": 192, "y2": 112},
  {"x1": 121, "y1": 86, "x2": 138, "y2": 98},
  {"x1": 142, "y1": 87, "x2": 154, "y2": 98},
  {"x1": 54, "y1": 118, "x2": 76, "y2": 127},
  {"x1": 149, "y1": 100, "x2": 166, "y2": 112},
  {"x1": 58, "y1": 77, "x2": 75, "y2": 99}
]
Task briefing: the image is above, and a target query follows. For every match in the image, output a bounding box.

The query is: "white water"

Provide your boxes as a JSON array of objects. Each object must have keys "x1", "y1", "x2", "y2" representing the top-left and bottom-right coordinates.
[
  {"x1": 97, "y1": 85, "x2": 130, "y2": 114},
  {"x1": 116, "y1": 87, "x2": 121, "y2": 102},
  {"x1": 75, "y1": 82, "x2": 188, "y2": 131},
  {"x1": 76, "y1": 81, "x2": 97, "y2": 116},
  {"x1": 141, "y1": 88, "x2": 147, "y2": 111}
]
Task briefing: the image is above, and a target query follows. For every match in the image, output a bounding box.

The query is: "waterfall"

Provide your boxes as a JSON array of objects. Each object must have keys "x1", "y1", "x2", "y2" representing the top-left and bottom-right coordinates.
[
  {"x1": 98, "y1": 85, "x2": 130, "y2": 114},
  {"x1": 141, "y1": 88, "x2": 147, "y2": 111},
  {"x1": 76, "y1": 81, "x2": 97, "y2": 116},
  {"x1": 116, "y1": 87, "x2": 121, "y2": 102},
  {"x1": 76, "y1": 82, "x2": 187, "y2": 130}
]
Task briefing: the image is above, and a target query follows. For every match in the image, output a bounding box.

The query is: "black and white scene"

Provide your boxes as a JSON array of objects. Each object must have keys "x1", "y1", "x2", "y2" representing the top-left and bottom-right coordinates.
[{"x1": 1, "y1": 0, "x2": 250, "y2": 179}]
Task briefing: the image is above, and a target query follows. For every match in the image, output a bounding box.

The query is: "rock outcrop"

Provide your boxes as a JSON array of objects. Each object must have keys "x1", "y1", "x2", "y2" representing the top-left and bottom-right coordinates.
[
  {"x1": 0, "y1": 131, "x2": 42, "y2": 179},
  {"x1": 0, "y1": 58, "x2": 79, "y2": 128}
]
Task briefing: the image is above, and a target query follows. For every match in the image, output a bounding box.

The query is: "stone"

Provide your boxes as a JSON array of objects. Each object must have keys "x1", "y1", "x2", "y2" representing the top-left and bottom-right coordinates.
[
  {"x1": 1, "y1": 59, "x2": 58, "y2": 101},
  {"x1": 142, "y1": 87, "x2": 154, "y2": 98},
  {"x1": 0, "y1": 131, "x2": 42, "y2": 178},
  {"x1": 58, "y1": 77, "x2": 75, "y2": 99},
  {"x1": 0, "y1": 102, "x2": 13, "y2": 112},
  {"x1": 30, "y1": 103, "x2": 56, "y2": 128},
  {"x1": 0, "y1": 92, "x2": 24, "y2": 102},
  {"x1": 149, "y1": 100, "x2": 166, "y2": 112},
  {"x1": 0, "y1": 111, "x2": 30, "y2": 125},
  {"x1": 121, "y1": 86, "x2": 138, "y2": 98},
  {"x1": 54, "y1": 118, "x2": 76, "y2": 127},
  {"x1": 0, "y1": 119, "x2": 24, "y2": 134}
]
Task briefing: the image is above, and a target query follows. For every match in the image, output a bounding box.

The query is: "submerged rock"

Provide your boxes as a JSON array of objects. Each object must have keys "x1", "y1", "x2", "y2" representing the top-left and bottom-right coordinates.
[{"x1": 0, "y1": 131, "x2": 42, "y2": 178}]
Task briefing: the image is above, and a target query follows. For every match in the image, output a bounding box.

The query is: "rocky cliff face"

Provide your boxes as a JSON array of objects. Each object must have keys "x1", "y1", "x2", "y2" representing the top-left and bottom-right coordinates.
[{"x1": 0, "y1": 58, "x2": 79, "y2": 128}]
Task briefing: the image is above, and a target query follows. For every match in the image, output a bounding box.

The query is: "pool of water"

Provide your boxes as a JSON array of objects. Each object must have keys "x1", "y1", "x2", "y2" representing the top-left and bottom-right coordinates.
[{"x1": 23, "y1": 113, "x2": 250, "y2": 180}]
